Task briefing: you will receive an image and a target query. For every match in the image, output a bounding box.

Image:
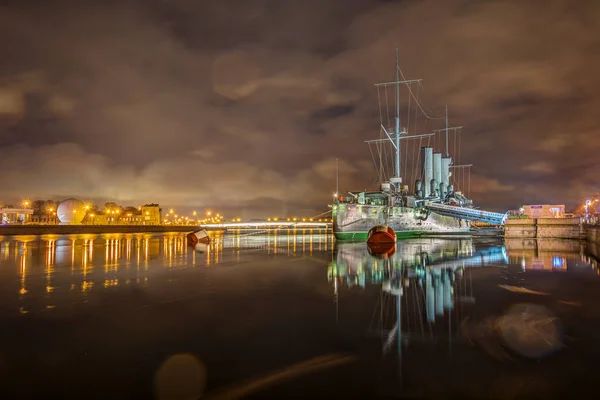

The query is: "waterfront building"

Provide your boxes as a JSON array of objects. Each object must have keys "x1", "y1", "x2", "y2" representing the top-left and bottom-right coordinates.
[
  {"x1": 87, "y1": 203, "x2": 162, "y2": 225},
  {"x1": 522, "y1": 204, "x2": 565, "y2": 219},
  {"x1": 0, "y1": 207, "x2": 33, "y2": 224}
]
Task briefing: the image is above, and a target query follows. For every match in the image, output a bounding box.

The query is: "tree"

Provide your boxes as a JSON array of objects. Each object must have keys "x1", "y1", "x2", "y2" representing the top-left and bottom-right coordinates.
[
  {"x1": 31, "y1": 200, "x2": 46, "y2": 214},
  {"x1": 44, "y1": 200, "x2": 57, "y2": 213},
  {"x1": 104, "y1": 202, "x2": 118, "y2": 211}
]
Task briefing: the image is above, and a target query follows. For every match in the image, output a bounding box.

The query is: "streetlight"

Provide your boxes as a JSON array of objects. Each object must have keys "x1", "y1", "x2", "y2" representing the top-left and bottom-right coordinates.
[{"x1": 585, "y1": 200, "x2": 593, "y2": 221}]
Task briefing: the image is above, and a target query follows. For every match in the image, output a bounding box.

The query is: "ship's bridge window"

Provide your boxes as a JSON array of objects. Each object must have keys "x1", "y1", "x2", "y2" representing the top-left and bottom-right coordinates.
[{"x1": 364, "y1": 192, "x2": 388, "y2": 206}]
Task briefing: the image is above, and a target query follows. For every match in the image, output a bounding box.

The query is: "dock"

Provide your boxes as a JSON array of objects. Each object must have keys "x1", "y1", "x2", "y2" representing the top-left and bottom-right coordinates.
[{"x1": 504, "y1": 218, "x2": 600, "y2": 245}]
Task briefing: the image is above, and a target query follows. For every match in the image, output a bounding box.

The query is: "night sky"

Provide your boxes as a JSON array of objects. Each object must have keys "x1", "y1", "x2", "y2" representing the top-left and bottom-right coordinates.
[{"x1": 1, "y1": 0, "x2": 598, "y2": 217}]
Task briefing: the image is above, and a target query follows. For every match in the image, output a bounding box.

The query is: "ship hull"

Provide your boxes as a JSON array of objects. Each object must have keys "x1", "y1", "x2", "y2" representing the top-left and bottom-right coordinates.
[{"x1": 333, "y1": 203, "x2": 471, "y2": 241}]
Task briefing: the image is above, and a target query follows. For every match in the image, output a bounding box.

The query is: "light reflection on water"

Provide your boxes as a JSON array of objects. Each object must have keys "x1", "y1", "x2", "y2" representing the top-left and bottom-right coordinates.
[
  {"x1": 2, "y1": 232, "x2": 600, "y2": 397},
  {"x1": 324, "y1": 238, "x2": 600, "y2": 397},
  {"x1": 0, "y1": 229, "x2": 332, "y2": 315}
]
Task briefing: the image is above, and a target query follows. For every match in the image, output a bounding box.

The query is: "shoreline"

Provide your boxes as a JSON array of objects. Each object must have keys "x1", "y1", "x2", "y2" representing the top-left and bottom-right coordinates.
[{"x1": 0, "y1": 224, "x2": 207, "y2": 236}]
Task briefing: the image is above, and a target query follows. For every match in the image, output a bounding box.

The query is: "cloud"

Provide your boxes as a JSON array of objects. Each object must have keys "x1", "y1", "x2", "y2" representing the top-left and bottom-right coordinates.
[
  {"x1": 523, "y1": 162, "x2": 554, "y2": 174},
  {"x1": 0, "y1": 88, "x2": 24, "y2": 116},
  {"x1": 469, "y1": 175, "x2": 515, "y2": 194},
  {"x1": 0, "y1": 0, "x2": 599, "y2": 214},
  {"x1": 0, "y1": 142, "x2": 360, "y2": 215}
]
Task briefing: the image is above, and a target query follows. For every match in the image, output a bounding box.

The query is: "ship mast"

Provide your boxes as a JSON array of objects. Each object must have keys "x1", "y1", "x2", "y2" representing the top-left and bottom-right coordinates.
[{"x1": 395, "y1": 48, "x2": 401, "y2": 179}]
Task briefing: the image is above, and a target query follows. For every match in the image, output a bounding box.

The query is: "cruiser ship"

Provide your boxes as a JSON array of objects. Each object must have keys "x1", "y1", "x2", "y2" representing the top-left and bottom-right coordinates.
[{"x1": 332, "y1": 51, "x2": 506, "y2": 241}]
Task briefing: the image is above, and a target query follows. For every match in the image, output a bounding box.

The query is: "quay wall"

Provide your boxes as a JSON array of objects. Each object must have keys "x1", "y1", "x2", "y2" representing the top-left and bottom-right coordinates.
[
  {"x1": 586, "y1": 225, "x2": 600, "y2": 245},
  {"x1": 504, "y1": 218, "x2": 584, "y2": 240},
  {"x1": 0, "y1": 224, "x2": 204, "y2": 236}
]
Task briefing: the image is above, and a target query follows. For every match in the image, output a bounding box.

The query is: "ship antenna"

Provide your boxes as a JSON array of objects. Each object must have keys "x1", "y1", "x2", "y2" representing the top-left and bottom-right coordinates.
[{"x1": 395, "y1": 48, "x2": 401, "y2": 179}]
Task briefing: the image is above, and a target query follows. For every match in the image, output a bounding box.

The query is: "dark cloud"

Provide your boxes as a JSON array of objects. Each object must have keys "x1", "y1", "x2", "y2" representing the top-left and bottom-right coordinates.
[{"x1": 1, "y1": 0, "x2": 599, "y2": 216}]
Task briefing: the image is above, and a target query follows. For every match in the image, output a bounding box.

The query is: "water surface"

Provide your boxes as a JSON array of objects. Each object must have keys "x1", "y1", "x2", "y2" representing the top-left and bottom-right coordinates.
[{"x1": 1, "y1": 232, "x2": 599, "y2": 398}]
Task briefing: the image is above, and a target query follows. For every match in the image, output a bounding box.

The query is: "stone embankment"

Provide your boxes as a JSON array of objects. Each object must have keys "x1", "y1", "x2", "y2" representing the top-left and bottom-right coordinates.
[
  {"x1": 504, "y1": 218, "x2": 584, "y2": 240},
  {"x1": 505, "y1": 218, "x2": 600, "y2": 245},
  {"x1": 0, "y1": 225, "x2": 202, "y2": 236}
]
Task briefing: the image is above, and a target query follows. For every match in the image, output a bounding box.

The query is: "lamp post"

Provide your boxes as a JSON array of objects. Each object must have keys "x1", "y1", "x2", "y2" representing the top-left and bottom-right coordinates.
[{"x1": 586, "y1": 200, "x2": 591, "y2": 223}]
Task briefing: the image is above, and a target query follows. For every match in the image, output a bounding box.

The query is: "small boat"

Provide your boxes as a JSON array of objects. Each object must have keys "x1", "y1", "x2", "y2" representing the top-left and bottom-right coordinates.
[{"x1": 187, "y1": 229, "x2": 210, "y2": 246}]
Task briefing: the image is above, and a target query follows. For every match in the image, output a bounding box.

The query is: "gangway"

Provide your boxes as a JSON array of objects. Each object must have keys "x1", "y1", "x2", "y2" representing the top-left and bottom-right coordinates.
[{"x1": 424, "y1": 202, "x2": 508, "y2": 225}]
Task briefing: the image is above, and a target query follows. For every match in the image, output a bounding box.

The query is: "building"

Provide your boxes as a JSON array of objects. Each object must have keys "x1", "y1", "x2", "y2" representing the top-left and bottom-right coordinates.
[
  {"x1": 140, "y1": 204, "x2": 162, "y2": 225},
  {"x1": 30, "y1": 213, "x2": 59, "y2": 225},
  {"x1": 522, "y1": 204, "x2": 565, "y2": 219},
  {"x1": 86, "y1": 204, "x2": 162, "y2": 225},
  {"x1": 0, "y1": 207, "x2": 33, "y2": 224}
]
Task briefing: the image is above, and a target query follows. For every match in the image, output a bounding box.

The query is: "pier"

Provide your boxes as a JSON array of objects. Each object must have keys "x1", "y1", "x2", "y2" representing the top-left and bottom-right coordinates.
[
  {"x1": 504, "y1": 218, "x2": 600, "y2": 246},
  {"x1": 0, "y1": 221, "x2": 331, "y2": 236},
  {"x1": 504, "y1": 218, "x2": 585, "y2": 240},
  {"x1": 198, "y1": 221, "x2": 331, "y2": 230}
]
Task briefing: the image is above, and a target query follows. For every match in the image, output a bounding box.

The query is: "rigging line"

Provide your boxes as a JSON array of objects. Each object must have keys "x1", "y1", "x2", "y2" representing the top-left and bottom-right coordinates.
[
  {"x1": 378, "y1": 130, "x2": 384, "y2": 182},
  {"x1": 377, "y1": 85, "x2": 384, "y2": 129},
  {"x1": 404, "y1": 132, "x2": 409, "y2": 183},
  {"x1": 458, "y1": 129, "x2": 462, "y2": 166},
  {"x1": 468, "y1": 168, "x2": 471, "y2": 198},
  {"x1": 384, "y1": 141, "x2": 391, "y2": 181},
  {"x1": 414, "y1": 84, "x2": 419, "y2": 143},
  {"x1": 383, "y1": 141, "x2": 390, "y2": 183},
  {"x1": 376, "y1": 86, "x2": 385, "y2": 183},
  {"x1": 456, "y1": 133, "x2": 466, "y2": 195},
  {"x1": 406, "y1": 83, "x2": 411, "y2": 135},
  {"x1": 384, "y1": 85, "x2": 391, "y2": 133},
  {"x1": 403, "y1": 84, "x2": 412, "y2": 182},
  {"x1": 413, "y1": 137, "x2": 423, "y2": 187},
  {"x1": 369, "y1": 143, "x2": 381, "y2": 183},
  {"x1": 379, "y1": 142, "x2": 386, "y2": 183},
  {"x1": 454, "y1": 129, "x2": 457, "y2": 166},
  {"x1": 416, "y1": 80, "x2": 443, "y2": 118},
  {"x1": 397, "y1": 67, "x2": 445, "y2": 120}
]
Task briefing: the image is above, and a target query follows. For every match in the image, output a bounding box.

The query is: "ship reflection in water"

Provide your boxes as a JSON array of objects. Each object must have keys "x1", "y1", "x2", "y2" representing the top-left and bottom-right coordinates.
[
  {"x1": 327, "y1": 238, "x2": 600, "y2": 397},
  {"x1": 2, "y1": 232, "x2": 600, "y2": 398},
  {"x1": 328, "y1": 239, "x2": 508, "y2": 325}
]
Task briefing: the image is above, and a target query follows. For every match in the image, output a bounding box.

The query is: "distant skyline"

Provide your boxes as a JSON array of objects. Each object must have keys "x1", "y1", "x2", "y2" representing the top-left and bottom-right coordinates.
[{"x1": 1, "y1": 0, "x2": 599, "y2": 216}]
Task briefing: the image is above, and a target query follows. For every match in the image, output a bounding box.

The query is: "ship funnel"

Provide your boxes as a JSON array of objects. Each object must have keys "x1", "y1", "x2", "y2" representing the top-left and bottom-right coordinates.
[
  {"x1": 441, "y1": 157, "x2": 452, "y2": 188},
  {"x1": 433, "y1": 153, "x2": 442, "y2": 190},
  {"x1": 420, "y1": 147, "x2": 433, "y2": 197}
]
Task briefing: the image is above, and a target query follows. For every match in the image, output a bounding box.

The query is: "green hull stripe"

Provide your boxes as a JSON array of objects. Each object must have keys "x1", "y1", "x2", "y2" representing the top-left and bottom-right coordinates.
[{"x1": 334, "y1": 230, "x2": 423, "y2": 241}]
